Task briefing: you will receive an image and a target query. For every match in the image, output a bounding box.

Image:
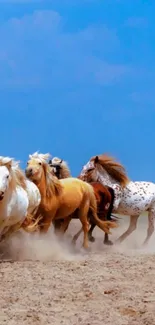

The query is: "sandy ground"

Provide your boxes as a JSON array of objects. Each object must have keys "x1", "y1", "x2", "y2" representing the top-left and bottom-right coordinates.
[{"x1": 0, "y1": 215, "x2": 155, "y2": 325}]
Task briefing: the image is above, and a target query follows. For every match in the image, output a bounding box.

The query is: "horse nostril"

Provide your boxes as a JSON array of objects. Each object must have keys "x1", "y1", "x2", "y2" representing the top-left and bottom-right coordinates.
[
  {"x1": 25, "y1": 168, "x2": 33, "y2": 177},
  {"x1": 0, "y1": 191, "x2": 4, "y2": 200},
  {"x1": 26, "y1": 168, "x2": 32, "y2": 174}
]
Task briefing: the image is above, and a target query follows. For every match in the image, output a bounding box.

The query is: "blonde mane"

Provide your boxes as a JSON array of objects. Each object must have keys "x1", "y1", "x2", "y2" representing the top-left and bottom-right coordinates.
[
  {"x1": 43, "y1": 163, "x2": 63, "y2": 197},
  {"x1": 0, "y1": 156, "x2": 27, "y2": 191},
  {"x1": 29, "y1": 151, "x2": 51, "y2": 163},
  {"x1": 29, "y1": 152, "x2": 63, "y2": 197},
  {"x1": 91, "y1": 154, "x2": 130, "y2": 187},
  {"x1": 50, "y1": 157, "x2": 71, "y2": 178}
]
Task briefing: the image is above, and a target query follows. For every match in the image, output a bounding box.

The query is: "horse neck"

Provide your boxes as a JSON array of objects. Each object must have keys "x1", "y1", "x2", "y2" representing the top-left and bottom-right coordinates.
[
  {"x1": 97, "y1": 168, "x2": 120, "y2": 187},
  {"x1": 34, "y1": 172, "x2": 60, "y2": 214},
  {"x1": 35, "y1": 172, "x2": 47, "y2": 198}
]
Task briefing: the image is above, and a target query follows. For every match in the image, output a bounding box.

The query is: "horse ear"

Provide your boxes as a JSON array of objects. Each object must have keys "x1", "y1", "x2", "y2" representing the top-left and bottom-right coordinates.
[
  {"x1": 94, "y1": 156, "x2": 99, "y2": 163},
  {"x1": 60, "y1": 159, "x2": 63, "y2": 163}
]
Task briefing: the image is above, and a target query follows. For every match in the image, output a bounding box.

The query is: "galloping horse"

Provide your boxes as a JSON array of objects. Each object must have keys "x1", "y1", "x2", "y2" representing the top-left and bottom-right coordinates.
[
  {"x1": 49, "y1": 157, "x2": 117, "y2": 245},
  {"x1": 25, "y1": 152, "x2": 117, "y2": 249},
  {"x1": 0, "y1": 156, "x2": 40, "y2": 242},
  {"x1": 80, "y1": 153, "x2": 155, "y2": 245}
]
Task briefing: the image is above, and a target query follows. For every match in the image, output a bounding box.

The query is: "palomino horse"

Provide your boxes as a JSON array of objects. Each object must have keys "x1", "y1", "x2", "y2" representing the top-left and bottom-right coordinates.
[
  {"x1": 0, "y1": 156, "x2": 39, "y2": 242},
  {"x1": 80, "y1": 153, "x2": 155, "y2": 245},
  {"x1": 25, "y1": 152, "x2": 117, "y2": 249},
  {"x1": 49, "y1": 157, "x2": 117, "y2": 245}
]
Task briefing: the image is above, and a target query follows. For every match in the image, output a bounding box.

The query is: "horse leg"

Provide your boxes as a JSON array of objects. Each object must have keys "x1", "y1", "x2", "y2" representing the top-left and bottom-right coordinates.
[
  {"x1": 72, "y1": 222, "x2": 95, "y2": 245},
  {"x1": 77, "y1": 200, "x2": 90, "y2": 249},
  {"x1": 88, "y1": 223, "x2": 96, "y2": 242},
  {"x1": 80, "y1": 218, "x2": 89, "y2": 249},
  {"x1": 104, "y1": 233, "x2": 113, "y2": 245},
  {"x1": 39, "y1": 214, "x2": 54, "y2": 233},
  {"x1": 88, "y1": 223, "x2": 113, "y2": 245},
  {"x1": 57, "y1": 216, "x2": 72, "y2": 235},
  {"x1": 116, "y1": 215, "x2": 139, "y2": 243},
  {"x1": 143, "y1": 209, "x2": 155, "y2": 245},
  {"x1": 53, "y1": 219, "x2": 63, "y2": 235},
  {"x1": 72, "y1": 227, "x2": 83, "y2": 245},
  {"x1": 40, "y1": 223, "x2": 52, "y2": 233}
]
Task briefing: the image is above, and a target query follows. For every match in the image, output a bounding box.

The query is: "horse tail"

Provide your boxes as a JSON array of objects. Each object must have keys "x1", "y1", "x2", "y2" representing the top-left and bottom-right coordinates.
[
  {"x1": 22, "y1": 213, "x2": 42, "y2": 233},
  {"x1": 106, "y1": 186, "x2": 120, "y2": 222},
  {"x1": 87, "y1": 184, "x2": 118, "y2": 234},
  {"x1": 105, "y1": 186, "x2": 115, "y2": 221}
]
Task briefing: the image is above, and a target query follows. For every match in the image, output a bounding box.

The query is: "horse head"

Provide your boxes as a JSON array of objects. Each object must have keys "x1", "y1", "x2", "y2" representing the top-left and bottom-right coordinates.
[
  {"x1": 25, "y1": 152, "x2": 51, "y2": 183},
  {"x1": 49, "y1": 157, "x2": 71, "y2": 179},
  {"x1": 0, "y1": 156, "x2": 13, "y2": 200},
  {"x1": 79, "y1": 158, "x2": 99, "y2": 182},
  {"x1": 48, "y1": 157, "x2": 63, "y2": 179}
]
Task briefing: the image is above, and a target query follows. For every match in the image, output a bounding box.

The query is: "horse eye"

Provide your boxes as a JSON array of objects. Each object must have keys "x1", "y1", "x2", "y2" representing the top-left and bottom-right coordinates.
[
  {"x1": 6, "y1": 175, "x2": 9, "y2": 179},
  {"x1": 39, "y1": 162, "x2": 42, "y2": 166}
]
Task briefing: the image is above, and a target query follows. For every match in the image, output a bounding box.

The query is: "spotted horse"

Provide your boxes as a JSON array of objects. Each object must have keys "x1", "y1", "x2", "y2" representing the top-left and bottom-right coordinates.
[{"x1": 79, "y1": 153, "x2": 155, "y2": 245}]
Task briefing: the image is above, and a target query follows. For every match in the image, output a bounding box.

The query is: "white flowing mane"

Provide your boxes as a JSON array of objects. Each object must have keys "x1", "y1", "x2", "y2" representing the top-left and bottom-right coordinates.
[
  {"x1": 52, "y1": 157, "x2": 62, "y2": 164},
  {"x1": 0, "y1": 156, "x2": 13, "y2": 166},
  {"x1": 12, "y1": 160, "x2": 21, "y2": 170},
  {"x1": 29, "y1": 151, "x2": 51, "y2": 163}
]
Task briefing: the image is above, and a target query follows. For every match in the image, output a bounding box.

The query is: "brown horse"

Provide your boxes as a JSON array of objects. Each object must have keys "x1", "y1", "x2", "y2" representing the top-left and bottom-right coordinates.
[
  {"x1": 25, "y1": 152, "x2": 117, "y2": 249},
  {"x1": 49, "y1": 157, "x2": 117, "y2": 245}
]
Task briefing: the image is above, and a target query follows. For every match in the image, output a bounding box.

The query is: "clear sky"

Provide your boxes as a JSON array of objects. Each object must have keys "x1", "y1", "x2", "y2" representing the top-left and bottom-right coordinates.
[{"x1": 0, "y1": 0, "x2": 155, "y2": 181}]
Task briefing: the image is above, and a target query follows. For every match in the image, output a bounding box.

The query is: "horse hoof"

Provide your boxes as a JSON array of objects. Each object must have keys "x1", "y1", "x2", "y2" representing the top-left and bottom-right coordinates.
[
  {"x1": 82, "y1": 246, "x2": 91, "y2": 252},
  {"x1": 104, "y1": 240, "x2": 113, "y2": 246},
  {"x1": 88, "y1": 236, "x2": 95, "y2": 243}
]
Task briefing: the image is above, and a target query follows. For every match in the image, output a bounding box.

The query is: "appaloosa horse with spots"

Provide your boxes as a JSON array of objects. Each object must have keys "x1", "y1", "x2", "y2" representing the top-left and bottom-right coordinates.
[{"x1": 80, "y1": 154, "x2": 155, "y2": 245}]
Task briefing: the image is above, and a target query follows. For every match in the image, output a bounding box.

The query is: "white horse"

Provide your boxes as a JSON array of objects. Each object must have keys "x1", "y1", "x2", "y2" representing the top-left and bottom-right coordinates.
[
  {"x1": 0, "y1": 156, "x2": 39, "y2": 242},
  {"x1": 12, "y1": 160, "x2": 41, "y2": 215},
  {"x1": 80, "y1": 154, "x2": 155, "y2": 245}
]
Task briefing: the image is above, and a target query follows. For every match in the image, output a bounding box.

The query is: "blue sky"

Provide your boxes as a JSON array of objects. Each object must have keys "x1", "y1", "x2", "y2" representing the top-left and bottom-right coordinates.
[{"x1": 0, "y1": 0, "x2": 155, "y2": 181}]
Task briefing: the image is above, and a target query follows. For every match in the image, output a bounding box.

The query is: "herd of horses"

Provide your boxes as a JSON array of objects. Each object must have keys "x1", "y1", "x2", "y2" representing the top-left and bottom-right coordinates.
[{"x1": 0, "y1": 151, "x2": 154, "y2": 251}]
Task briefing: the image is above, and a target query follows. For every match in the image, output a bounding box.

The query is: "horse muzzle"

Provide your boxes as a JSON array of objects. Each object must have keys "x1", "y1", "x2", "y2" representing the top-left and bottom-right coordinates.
[
  {"x1": 25, "y1": 168, "x2": 33, "y2": 178},
  {"x1": 0, "y1": 191, "x2": 4, "y2": 200}
]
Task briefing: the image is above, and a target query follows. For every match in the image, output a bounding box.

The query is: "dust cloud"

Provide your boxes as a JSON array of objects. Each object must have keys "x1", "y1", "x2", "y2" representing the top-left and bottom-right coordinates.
[
  {"x1": 0, "y1": 227, "x2": 84, "y2": 262},
  {"x1": 0, "y1": 215, "x2": 155, "y2": 262}
]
